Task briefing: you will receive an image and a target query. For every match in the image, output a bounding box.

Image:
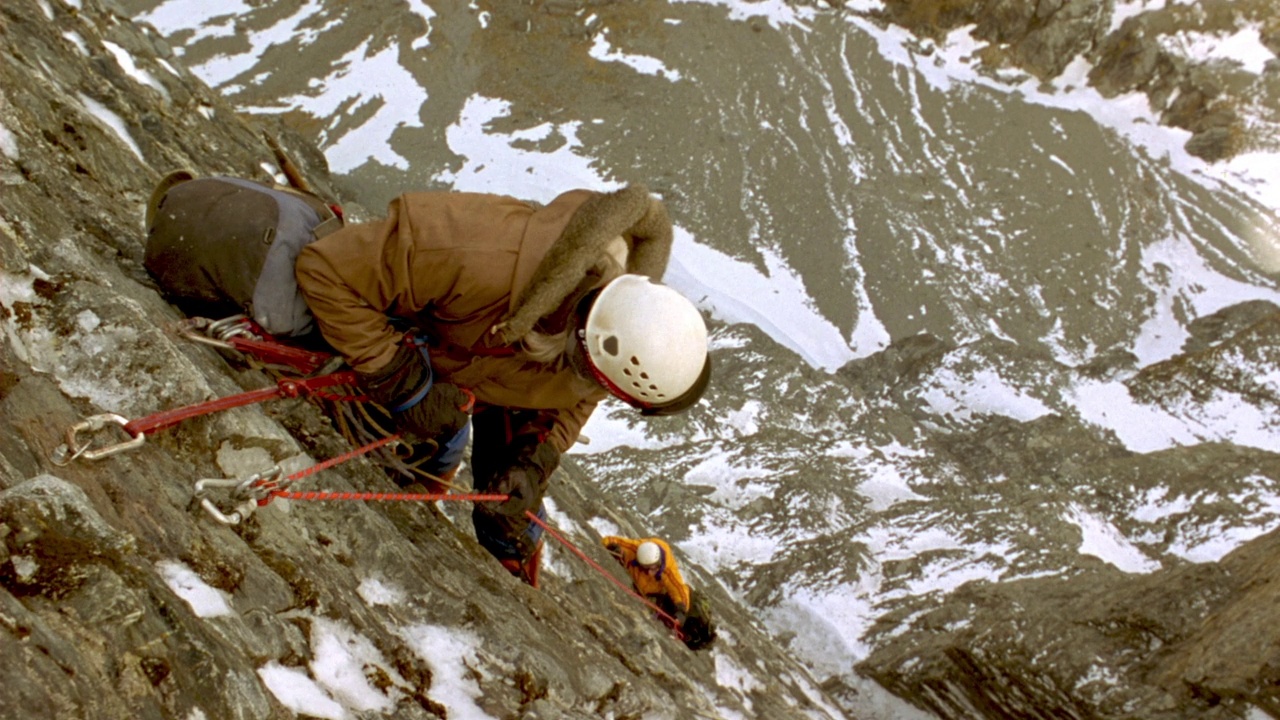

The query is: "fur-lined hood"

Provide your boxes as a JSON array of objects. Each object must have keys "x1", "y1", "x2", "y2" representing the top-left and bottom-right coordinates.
[{"x1": 491, "y1": 184, "x2": 673, "y2": 344}]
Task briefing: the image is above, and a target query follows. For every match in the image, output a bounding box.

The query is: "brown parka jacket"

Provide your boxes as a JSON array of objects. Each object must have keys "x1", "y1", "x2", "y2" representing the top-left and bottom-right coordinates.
[{"x1": 294, "y1": 185, "x2": 673, "y2": 452}]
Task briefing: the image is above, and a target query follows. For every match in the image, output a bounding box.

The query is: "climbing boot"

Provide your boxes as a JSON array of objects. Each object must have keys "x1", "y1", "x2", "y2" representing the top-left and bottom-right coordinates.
[
  {"x1": 524, "y1": 541, "x2": 543, "y2": 589},
  {"x1": 498, "y1": 541, "x2": 543, "y2": 588}
]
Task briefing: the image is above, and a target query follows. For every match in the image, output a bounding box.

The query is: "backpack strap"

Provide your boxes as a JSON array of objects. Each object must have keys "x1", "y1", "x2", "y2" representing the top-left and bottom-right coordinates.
[
  {"x1": 310, "y1": 214, "x2": 344, "y2": 240},
  {"x1": 270, "y1": 184, "x2": 344, "y2": 238}
]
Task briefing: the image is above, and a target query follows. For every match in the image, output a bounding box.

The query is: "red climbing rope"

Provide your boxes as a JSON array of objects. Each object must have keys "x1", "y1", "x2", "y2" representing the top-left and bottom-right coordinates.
[
  {"x1": 126, "y1": 372, "x2": 360, "y2": 436},
  {"x1": 191, "y1": 430, "x2": 688, "y2": 642},
  {"x1": 194, "y1": 434, "x2": 499, "y2": 524},
  {"x1": 260, "y1": 432, "x2": 401, "y2": 488},
  {"x1": 271, "y1": 490, "x2": 508, "y2": 503},
  {"x1": 239, "y1": 435, "x2": 505, "y2": 506}
]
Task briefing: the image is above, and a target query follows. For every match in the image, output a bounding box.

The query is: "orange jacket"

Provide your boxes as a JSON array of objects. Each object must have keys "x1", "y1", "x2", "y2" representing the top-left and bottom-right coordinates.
[{"x1": 601, "y1": 536, "x2": 691, "y2": 613}]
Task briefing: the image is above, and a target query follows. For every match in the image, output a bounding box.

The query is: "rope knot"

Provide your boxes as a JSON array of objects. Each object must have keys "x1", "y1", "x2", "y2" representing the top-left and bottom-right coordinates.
[{"x1": 277, "y1": 378, "x2": 303, "y2": 398}]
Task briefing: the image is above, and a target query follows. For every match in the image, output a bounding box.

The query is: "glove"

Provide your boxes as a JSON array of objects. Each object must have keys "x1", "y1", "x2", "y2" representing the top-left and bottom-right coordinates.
[
  {"x1": 480, "y1": 439, "x2": 560, "y2": 521},
  {"x1": 675, "y1": 610, "x2": 688, "y2": 627},
  {"x1": 396, "y1": 383, "x2": 473, "y2": 442},
  {"x1": 472, "y1": 438, "x2": 560, "y2": 558},
  {"x1": 358, "y1": 340, "x2": 473, "y2": 442}
]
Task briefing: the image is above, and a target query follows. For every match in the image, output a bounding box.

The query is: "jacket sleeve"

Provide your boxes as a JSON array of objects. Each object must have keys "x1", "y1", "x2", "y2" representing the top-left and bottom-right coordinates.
[
  {"x1": 543, "y1": 397, "x2": 598, "y2": 454},
  {"x1": 294, "y1": 218, "x2": 411, "y2": 373},
  {"x1": 602, "y1": 536, "x2": 639, "y2": 559}
]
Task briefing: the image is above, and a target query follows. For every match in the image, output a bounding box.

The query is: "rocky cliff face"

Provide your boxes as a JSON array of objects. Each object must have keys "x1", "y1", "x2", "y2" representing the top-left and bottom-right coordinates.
[
  {"x1": 850, "y1": 301, "x2": 1280, "y2": 719},
  {"x1": 870, "y1": 0, "x2": 1279, "y2": 161},
  {"x1": 838, "y1": 2, "x2": 1280, "y2": 715},
  {"x1": 0, "y1": 2, "x2": 845, "y2": 718}
]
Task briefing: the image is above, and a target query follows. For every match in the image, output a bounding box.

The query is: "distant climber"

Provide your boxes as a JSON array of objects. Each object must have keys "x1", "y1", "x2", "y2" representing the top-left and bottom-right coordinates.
[{"x1": 602, "y1": 536, "x2": 717, "y2": 650}]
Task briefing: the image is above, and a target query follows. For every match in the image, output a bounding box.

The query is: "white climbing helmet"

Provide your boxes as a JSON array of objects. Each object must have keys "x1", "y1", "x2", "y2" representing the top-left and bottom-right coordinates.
[
  {"x1": 636, "y1": 541, "x2": 663, "y2": 567},
  {"x1": 579, "y1": 274, "x2": 711, "y2": 416}
]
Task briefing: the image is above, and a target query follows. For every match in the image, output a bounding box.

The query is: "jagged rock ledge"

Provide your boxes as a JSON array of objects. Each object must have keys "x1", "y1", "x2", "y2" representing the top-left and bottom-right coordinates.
[{"x1": 843, "y1": 0, "x2": 1280, "y2": 162}]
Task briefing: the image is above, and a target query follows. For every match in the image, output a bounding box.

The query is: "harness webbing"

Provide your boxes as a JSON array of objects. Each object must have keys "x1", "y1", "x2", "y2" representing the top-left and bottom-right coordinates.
[{"x1": 224, "y1": 335, "x2": 333, "y2": 374}]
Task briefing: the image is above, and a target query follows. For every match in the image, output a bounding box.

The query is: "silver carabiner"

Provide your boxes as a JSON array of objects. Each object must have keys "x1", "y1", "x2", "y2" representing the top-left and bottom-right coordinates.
[
  {"x1": 197, "y1": 497, "x2": 259, "y2": 525},
  {"x1": 174, "y1": 317, "x2": 234, "y2": 351},
  {"x1": 193, "y1": 466, "x2": 283, "y2": 525},
  {"x1": 207, "y1": 314, "x2": 257, "y2": 342},
  {"x1": 50, "y1": 414, "x2": 145, "y2": 465},
  {"x1": 237, "y1": 466, "x2": 285, "y2": 498},
  {"x1": 173, "y1": 314, "x2": 260, "y2": 352}
]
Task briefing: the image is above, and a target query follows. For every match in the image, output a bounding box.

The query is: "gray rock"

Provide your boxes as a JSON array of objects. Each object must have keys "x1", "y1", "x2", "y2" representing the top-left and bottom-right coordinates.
[{"x1": 854, "y1": 317, "x2": 1280, "y2": 718}]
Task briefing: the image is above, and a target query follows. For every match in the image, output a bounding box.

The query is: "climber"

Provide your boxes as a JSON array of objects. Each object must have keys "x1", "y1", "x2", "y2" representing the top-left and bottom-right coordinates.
[
  {"x1": 602, "y1": 535, "x2": 717, "y2": 650},
  {"x1": 292, "y1": 185, "x2": 712, "y2": 588}
]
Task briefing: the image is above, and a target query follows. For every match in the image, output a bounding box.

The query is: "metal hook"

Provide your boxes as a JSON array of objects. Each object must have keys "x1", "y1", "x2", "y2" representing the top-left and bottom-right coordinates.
[
  {"x1": 207, "y1": 314, "x2": 257, "y2": 342},
  {"x1": 50, "y1": 414, "x2": 145, "y2": 465},
  {"x1": 173, "y1": 315, "x2": 261, "y2": 351},
  {"x1": 193, "y1": 466, "x2": 283, "y2": 525},
  {"x1": 174, "y1": 317, "x2": 234, "y2": 351},
  {"x1": 197, "y1": 497, "x2": 258, "y2": 525}
]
